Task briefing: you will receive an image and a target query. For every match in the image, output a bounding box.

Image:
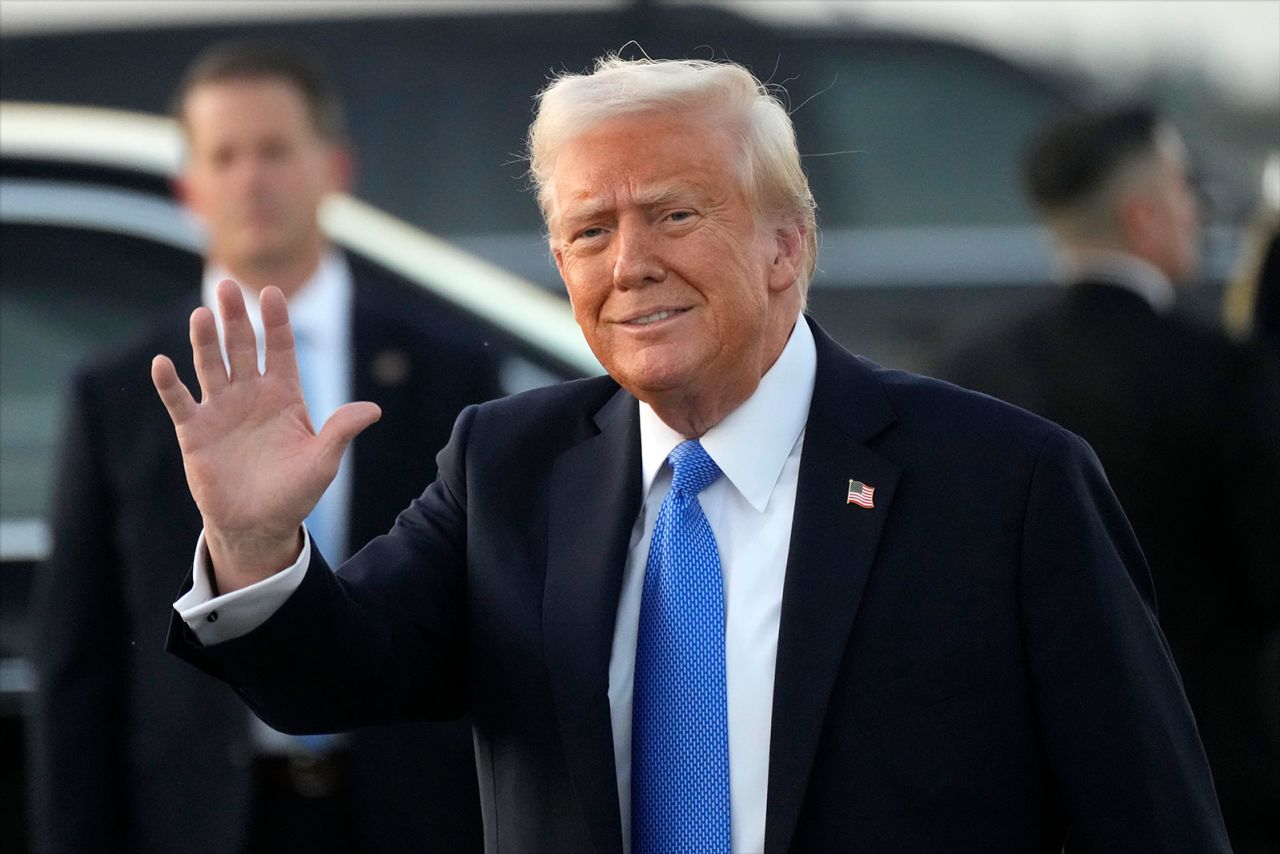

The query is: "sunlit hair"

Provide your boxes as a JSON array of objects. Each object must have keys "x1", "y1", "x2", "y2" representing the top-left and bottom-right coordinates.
[{"x1": 527, "y1": 54, "x2": 818, "y2": 294}]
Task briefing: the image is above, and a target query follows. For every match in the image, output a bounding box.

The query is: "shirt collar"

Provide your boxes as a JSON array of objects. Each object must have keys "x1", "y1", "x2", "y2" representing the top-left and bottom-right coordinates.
[
  {"x1": 1061, "y1": 249, "x2": 1175, "y2": 313},
  {"x1": 202, "y1": 250, "x2": 353, "y2": 361},
  {"x1": 638, "y1": 314, "x2": 816, "y2": 512}
]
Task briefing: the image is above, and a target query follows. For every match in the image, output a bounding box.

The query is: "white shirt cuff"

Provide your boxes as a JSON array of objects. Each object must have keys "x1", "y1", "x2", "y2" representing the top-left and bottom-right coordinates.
[{"x1": 173, "y1": 527, "x2": 311, "y2": 645}]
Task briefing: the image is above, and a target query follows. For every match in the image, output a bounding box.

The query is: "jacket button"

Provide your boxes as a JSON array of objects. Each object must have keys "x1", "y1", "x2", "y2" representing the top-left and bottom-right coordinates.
[{"x1": 206, "y1": 611, "x2": 218, "y2": 623}]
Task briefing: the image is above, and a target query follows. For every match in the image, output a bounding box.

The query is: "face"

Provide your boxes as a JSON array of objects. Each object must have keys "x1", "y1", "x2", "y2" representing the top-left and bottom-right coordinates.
[
  {"x1": 1131, "y1": 128, "x2": 1201, "y2": 284},
  {"x1": 549, "y1": 111, "x2": 803, "y2": 419},
  {"x1": 180, "y1": 78, "x2": 344, "y2": 281}
]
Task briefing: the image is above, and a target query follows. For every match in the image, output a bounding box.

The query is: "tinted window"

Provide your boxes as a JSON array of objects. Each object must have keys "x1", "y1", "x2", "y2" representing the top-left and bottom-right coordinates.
[
  {"x1": 0, "y1": 223, "x2": 198, "y2": 518},
  {"x1": 798, "y1": 43, "x2": 1062, "y2": 227}
]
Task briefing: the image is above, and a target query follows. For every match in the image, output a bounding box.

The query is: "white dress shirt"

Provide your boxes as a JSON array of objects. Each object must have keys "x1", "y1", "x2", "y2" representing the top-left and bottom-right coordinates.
[
  {"x1": 1061, "y1": 249, "x2": 1176, "y2": 313},
  {"x1": 177, "y1": 315, "x2": 818, "y2": 853}
]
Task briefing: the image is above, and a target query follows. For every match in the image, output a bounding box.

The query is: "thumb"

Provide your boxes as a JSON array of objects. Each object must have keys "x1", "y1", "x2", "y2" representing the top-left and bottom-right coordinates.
[{"x1": 317, "y1": 401, "x2": 382, "y2": 465}]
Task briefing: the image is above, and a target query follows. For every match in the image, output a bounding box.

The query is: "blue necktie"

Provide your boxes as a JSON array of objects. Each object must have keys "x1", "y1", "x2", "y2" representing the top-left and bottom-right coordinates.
[{"x1": 633, "y1": 439, "x2": 732, "y2": 854}]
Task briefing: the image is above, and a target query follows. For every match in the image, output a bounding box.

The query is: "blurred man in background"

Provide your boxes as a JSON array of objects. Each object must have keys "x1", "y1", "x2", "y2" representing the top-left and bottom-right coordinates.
[
  {"x1": 940, "y1": 104, "x2": 1280, "y2": 853},
  {"x1": 27, "y1": 41, "x2": 494, "y2": 854}
]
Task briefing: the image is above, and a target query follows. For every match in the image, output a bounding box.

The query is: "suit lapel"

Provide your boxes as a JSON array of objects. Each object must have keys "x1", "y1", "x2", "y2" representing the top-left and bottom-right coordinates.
[
  {"x1": 349, "y1": 283, "x2": 427, "y2": 550},
  {"x1": 765, "y1": 321, "x2": 901, "y2": 854},
  {"x1": 350, "y1": 298, "x2": 387, "y2": 551},
  {"x1": 544, "y1": 387, "x2": 641, "y2": 854}
]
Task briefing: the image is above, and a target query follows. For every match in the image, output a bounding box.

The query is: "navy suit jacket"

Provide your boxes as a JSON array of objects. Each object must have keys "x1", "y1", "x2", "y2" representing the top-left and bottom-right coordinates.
[
  {"x1": 938, "y1": 281, "x2": 1280, "y2": 834},
  {"x1": 32, "y1": 255, "x2": 500, "y2": 854},
  {"x1": 170, "y1": 317, "x2": 1229, "y2": 853}
]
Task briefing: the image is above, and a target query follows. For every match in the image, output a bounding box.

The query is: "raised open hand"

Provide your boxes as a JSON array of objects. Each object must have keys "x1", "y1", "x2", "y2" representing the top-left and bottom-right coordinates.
[{"x1": 151, "y1": 280, "x2": 380, "y2": 591}]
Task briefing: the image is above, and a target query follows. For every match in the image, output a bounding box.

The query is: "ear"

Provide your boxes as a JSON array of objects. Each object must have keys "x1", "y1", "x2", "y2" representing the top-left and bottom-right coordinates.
[
  {"x1": 327, "y1": 144, "x2": 355, "y2": 194},
  {"x1": 172, "y1": 172, "x2": 204, "y2": 218},
  {"x1": 767, "y1": 221, "x2": 806, "y2": 293},
  {"x1": 1116, "y1": 192, "x2": 1156, "y2": 257}
]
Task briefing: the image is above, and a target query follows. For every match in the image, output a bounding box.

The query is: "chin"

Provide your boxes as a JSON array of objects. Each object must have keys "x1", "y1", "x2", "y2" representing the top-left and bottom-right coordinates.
[{"x1": 612, "y1": 364, "x2": 695, "y2": 403}]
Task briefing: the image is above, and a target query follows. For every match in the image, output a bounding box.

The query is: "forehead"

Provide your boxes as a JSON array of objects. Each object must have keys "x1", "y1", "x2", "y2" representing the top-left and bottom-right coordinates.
[
  {"x1": 182, "y1": 77, "x2": 316, "y2": 146},
  {"x1": 549, "y1": 112, "x2": 742, "y2": 218}
]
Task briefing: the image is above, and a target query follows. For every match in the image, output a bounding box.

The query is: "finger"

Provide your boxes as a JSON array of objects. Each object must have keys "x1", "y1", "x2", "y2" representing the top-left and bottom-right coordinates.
[
  {"x1": 216, "y1": 279, "x2": 260, "y2": 382},
  {"x1": 151, "y1": 354, "x2": 198, "y2": 426},
  {"x1": 190, "y1": 306, "x2": 228, "y2": 400},
  {"x1": 317, "y1": 402, "x2": 382, "y2": 468},
  {"x1": 260, "y1": 286, "x2": 301, "y2": 385}
]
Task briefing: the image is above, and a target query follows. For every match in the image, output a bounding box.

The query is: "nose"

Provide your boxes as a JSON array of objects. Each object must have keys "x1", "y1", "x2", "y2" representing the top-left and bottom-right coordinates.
[
  {"x1": 230, "y1": 151, "x2": 273, "y2": 195},
  {"x1": 612, "y1": 218, "x2": 665, "y2": 289}
]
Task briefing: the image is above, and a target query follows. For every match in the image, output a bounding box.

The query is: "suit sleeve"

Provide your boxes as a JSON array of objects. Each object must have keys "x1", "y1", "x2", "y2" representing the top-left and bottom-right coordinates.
[
  {"x1": 166, "y1": 404, "x2": 482, "y2": 734},
  {"x1": 27, "y1": 372, "x2": 129, "y2": 853},
  {"x1": 1017, "y1": 428, "x2": 1231, "y2": 852}
]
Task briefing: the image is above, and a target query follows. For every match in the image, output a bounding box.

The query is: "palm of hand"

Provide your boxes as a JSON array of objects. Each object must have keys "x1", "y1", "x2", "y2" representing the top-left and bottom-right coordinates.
[
  {"x1": 178, "y1": 368, "x2": 324, "y2": 542},
  {"x1": 151, "y1": 280, "x2": 380, "y2": 586}
]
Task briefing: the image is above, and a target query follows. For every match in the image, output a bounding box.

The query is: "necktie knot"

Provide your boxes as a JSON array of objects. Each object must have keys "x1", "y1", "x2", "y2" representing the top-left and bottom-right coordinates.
[{"x1": 667, "y1": 439, "x2": 720, "y2": 497}]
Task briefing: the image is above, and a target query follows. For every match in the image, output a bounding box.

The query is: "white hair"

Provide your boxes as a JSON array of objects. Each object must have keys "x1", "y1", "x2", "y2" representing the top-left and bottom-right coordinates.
[{"x1": 527, "y1": 54, "x2": 818, "y2": 292}]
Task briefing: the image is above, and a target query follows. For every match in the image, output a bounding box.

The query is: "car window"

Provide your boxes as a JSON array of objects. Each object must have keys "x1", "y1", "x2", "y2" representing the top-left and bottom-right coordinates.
[
  {"x1": 0, "y1": 222, "x2": 198, "y2": 520},
  {"x1": 798, "y1": 44, "x2": 1062, "y2": 228}
]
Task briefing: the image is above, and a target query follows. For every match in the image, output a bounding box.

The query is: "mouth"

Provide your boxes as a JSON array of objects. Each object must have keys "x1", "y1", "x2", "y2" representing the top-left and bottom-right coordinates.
[{"x1": 621, "y1": 308, "x2": 690, "y2": 327}]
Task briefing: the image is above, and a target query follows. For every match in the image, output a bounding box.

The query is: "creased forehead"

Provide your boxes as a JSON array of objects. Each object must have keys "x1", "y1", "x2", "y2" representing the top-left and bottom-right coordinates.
[
  {"x1": 559, "y1": 184, "x2": 689, "y2": 220},
  {"x1": 544, "y1": 111, "x2": 744, "y2": 226}
]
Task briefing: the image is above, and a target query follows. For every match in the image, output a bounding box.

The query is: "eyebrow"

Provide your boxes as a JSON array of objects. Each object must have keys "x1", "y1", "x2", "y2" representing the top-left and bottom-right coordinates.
[{"x1": 559, "y1": 185, "x2": 692, "y2": 227}]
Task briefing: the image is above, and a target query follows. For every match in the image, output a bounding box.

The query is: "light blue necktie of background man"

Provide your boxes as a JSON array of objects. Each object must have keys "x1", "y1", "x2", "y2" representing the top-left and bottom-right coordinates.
[{"x1": 292, "y1": 326, "x2": 343, "y2": 755}]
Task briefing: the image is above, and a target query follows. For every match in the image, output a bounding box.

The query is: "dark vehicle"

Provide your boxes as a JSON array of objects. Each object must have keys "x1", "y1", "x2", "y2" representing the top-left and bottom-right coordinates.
[
  {"x1": 0, "y1": 5, "x2": 1095, "y2": 361},
  {"x1": 1, "y1": 4, "x2": 1248, "y2": 359}
]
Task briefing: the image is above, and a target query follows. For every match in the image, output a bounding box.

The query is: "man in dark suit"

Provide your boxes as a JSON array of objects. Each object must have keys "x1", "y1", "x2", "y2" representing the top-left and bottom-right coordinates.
[
  {"x1": 28, "y1": 42, "x2": 494, "y2": 854},
  {"x1": 155, "y1": 58, "x2": 1229, "y2": 851},
  {"x1": 939, "y1": 106, "x2": 1280, "y2": 852}
]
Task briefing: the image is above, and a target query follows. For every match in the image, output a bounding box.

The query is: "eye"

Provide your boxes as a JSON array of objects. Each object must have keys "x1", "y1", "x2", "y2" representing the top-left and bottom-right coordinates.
[
  {"x1": 576, "y1": 226, "x2": 606, "y2": 241},
  {"x1": 209, "y1": 147, "x2": 235, "y2": 170},
  {"x1": 663, "y1": 209, "x2": 701, "y2": 228}
]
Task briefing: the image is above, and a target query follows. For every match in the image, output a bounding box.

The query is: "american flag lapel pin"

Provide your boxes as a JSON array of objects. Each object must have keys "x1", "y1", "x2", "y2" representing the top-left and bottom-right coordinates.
[{"x1": 847, "y1": 479, "x2": 875, "y2": 509}]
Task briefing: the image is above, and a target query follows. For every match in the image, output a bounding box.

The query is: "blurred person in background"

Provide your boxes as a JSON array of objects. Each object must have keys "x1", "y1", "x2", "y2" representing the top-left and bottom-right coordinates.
[
  {"x1": 26, "y1": 40, "x2": 494, "y2": 854},
  {"x1": 939, "y1": 104, "x2": 1280, "y2": 853}
]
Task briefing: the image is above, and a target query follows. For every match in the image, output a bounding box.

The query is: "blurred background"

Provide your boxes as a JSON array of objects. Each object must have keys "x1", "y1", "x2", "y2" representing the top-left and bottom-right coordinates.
[{"x1": 1, "y1": 1, "x2": 1277, "y2": 849}]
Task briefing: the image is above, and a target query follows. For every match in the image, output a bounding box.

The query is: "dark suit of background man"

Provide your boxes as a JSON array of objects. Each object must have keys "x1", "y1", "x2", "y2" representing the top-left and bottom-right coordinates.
[
  {"x1": 27, "y1": 42, "x2": 493, "y2": 854},
  {"x1": 154, "y1": 57, "x2": 1229, "y2": 852},
  {"x1": 939, "y1": 105, "x2": 1280, "y2": 853}
]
